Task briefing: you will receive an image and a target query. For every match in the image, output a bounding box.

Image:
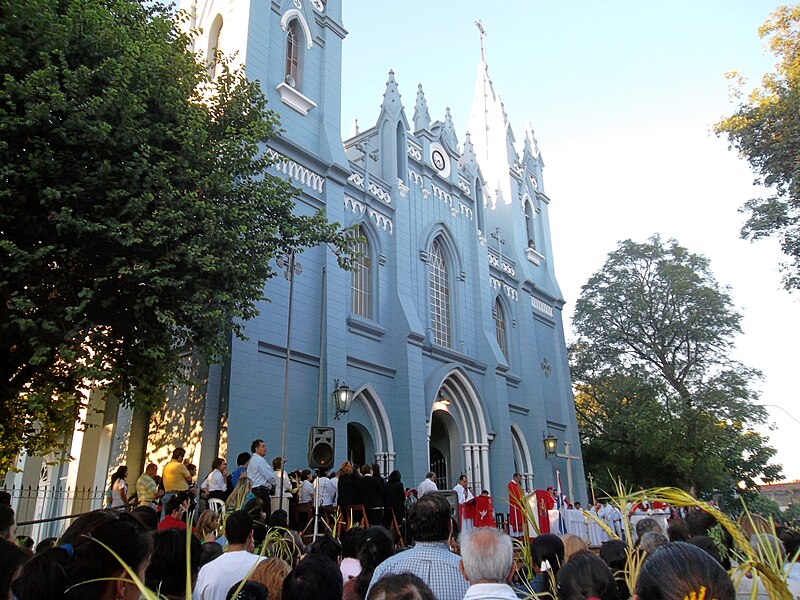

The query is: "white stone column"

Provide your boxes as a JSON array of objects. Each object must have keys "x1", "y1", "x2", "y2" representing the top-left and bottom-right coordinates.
[{"x1": 479, "y1": 443, "x2": 490, "y2": 494}]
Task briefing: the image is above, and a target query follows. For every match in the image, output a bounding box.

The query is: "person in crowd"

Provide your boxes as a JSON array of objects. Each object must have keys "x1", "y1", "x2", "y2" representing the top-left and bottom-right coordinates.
[
  {"x1": 0, "y1": 537, "x2": 28, "y2": 600},
  {"x1": 309, "y1": 533, "x2": 342, "y2": 564},
  {"x1": 453, "y1": 474, "x2": 474, "y2": 505},
  {"x1": 146, "y1": 528, "x2": 202, "y2": 600},
  {"x1": 781, "y1": 530, "x2": 800, "y2": 583},
  {"x1": 636, "y1": 542, "x2": 734, "y2": 600},
  {"x1": 688, "y1": 535, "x2": 724, "y2": 566},
  {"x1": 273, "y1": 457, "x2": 297, "y2": 507},
  {"x1": 340, "y1": 527, "x2": 367, "y2": 584},
  {"x1": 226, "y1": 580, "x2": 267, "y2": 600},
  {"x1": 298, "y1": 469, "x2": 315, "y2": 504},
  {"x1": 247, "y1": 439, "x2": 277, "y2": 503},
  {"x1": 383, "y1": 471, "x2": 406, "y2": 534},
  {"x1": 163, "y1": 448, "x2": 194, "y2": 516},
  {"x1": 337, "y1": 461, "x2": 360, "y2": 507},
  {"x1": 12, "y1": 509, "x2": 152, "y2": 600},
  {"x1": 562, "y1": 533, "x2": 589, "y2": 561},
  {"x1": 0, "y1": 504, "x2": 16, "y2": 541},
  {"x1": 230, "y1": 453, "x2": 251, "y2": 489},
  {"x1": 417, "y1": 471, "x2": 439, "y2": 499},
  {"x1": 249, "y1": 557, "x2": 291, "y2": 600},
  {"x1": 635, "y1": 517, "x2": 662, "y2": 541},
  {"x1": 327, "y1": 469, "x2": 340, "y2": 506},
  {"x1": 159, "y1": 493, "x2": 190, "y2": 532},
  {"x1": 132, "y1": 505, "x2": 159, "y2": 531},
  {"x1": 359, "y1": 464, "x2": 384, "y2": 526},
  {"x1": 196, "y1": 509, "x2": 220, "y2": 543},
  {"x1": 199, "y1": 542, "x2": 224, "y2": 568},
  {"x1": 371, "y1": 464, "x2": 386, "y2": 485},
  {"x1": 458, "y1": 527, "x2": 517, "y2": 600},
  {"x1": 347, "y1": 526, "x2": 394, "y2": 600},
  {"x1": 108, "y1": 465, "x2": 128, "y2": 508},
  {"x1": 638, "y1": 531, "x2": 668, "y2": 555},
  {"x1": 317, "y1": 468, "x2": 335, "y2": 507},
  {"x1": 508, "y1": 472, "x2": 525, "y2": 539},
  {"x1": 227, "y1": 476, "x2": 256, "y2": 511},
  {"x1": 34, "y1": 537, "x2": 58, "y2": 554},
  {"x1": 0, "y1": 491, "x2": 10, "y2": 505},
  {"x1": 368, "y1": 493, "x2": 469, "y2": 600},
  {"x1": 193, "y1": 510, "x2": 266, "y2": 600},
  {"x1": 599, "y1": 539, "x2": 629, "y2": 600},
  {"x1": 281, "y1": 553, "x2": 342, "y2": 600},
  {"x1": 202, "y1": 458, "x2": 229, "y2": 502},
  {"x1": 527, "y1": 533, "x2": 565, "y2": 598},
  {"x1": 366, "y1": 573, "x2": 436, "y2": 600},
  {"x1": 136, "y1": 463, "x2": 163, "y2": 509},
  {"x1": 557, "y1": 550, "x2": 619, "y2": 600},
  {"x1": 266, "y1": 509, "x2": 305, "y2": 560},
  {"x1": 667, "y1": 518, "x2": 690, "y2": 542}
]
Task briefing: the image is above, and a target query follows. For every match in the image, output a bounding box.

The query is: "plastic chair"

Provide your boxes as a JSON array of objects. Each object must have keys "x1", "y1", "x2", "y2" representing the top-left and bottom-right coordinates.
[{"x1": 208, "y1": 498, "x2": 226, "y2": 515}]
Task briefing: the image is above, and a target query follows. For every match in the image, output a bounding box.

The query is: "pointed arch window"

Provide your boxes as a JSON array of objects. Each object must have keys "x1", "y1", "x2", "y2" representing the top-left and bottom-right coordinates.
[
  {"x1": 285, "y1": 19, "x2": 302, "y2": 87},
  {"x1": 524, "y1": 200, "x2": 536, "y2": 250},
  {"x1": 429, "y1": 239, "x2": 452, "y2": 347},
  {"x1": 493, "y1": 298, "x2": 508, "y2": 359},
  {"x1": 351, "y1": 226, "x2": 373, "y2": 319},
  {"x1": 207, "y1": 15, "x2": 223, "y2": 78}
]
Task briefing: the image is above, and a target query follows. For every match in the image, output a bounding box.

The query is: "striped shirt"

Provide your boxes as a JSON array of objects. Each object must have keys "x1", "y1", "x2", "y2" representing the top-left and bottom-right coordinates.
[{"x1": 136, "y1": 473, "x2": 159, "y2": 507}]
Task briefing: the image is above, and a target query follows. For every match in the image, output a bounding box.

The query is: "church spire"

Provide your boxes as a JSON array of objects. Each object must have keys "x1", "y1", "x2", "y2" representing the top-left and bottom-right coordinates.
[
  {"x1": 441, "y1": 107, "x2": 458, "y2": 151},
  {"x1": 380, "y1": 69, "x2": 403, "y2": 118},
  {"x1": 459, "y1": 131, "x2": 478, "y2": 173},
  {"x1": 413, "y1": 83, "x2": 431, "y2": 132}
]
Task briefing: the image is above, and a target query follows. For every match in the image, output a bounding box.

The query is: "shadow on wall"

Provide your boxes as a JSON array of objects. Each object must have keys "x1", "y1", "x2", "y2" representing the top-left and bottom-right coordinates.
[{"x1": 146, "y1": 352, "x2": 210, "y2": 469}]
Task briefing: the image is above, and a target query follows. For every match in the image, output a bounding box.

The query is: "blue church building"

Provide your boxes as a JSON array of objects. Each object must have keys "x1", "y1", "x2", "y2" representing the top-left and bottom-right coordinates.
[{"x1": 157, "y1": 0, "x2": 586, "y2": 502}]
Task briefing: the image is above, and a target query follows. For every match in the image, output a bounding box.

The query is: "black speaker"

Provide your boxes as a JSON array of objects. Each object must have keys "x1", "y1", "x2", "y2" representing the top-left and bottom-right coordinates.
[{"x1": 308, "y1": 426, "x2": 335, "y2": 469}]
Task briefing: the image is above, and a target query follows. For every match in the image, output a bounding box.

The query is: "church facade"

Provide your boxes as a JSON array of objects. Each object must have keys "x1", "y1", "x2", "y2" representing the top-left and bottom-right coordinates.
[{"x1": 4, "y1": 0, "x2": 586, "y2": 526}]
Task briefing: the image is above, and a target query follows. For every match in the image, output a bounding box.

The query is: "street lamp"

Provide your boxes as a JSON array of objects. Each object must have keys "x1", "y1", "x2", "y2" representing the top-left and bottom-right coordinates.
[
  {"x1": 543, "y1": 434, "x2": 558, "y2": 455},
  {"x1": 333, "y1": 379, "x2": 354, "y2": 419},
  {"x1": 542, "y1": 433, "x2": 580, "y2": 502}
]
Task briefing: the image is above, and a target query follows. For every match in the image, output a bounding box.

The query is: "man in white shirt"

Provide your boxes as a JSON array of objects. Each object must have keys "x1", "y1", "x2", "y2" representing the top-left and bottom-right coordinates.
[
  {"x1": 317, "y1": 468, "x2": 335, "y2": 506},
  {"x1": 192, "y1": 510, "x2": 265, "y2": 600},
  {"x1": 417, "y1": 471, "x2": 438, "y2": 497},
  {"x1": 247, "y1": 439, "x2": 277, "y2": 503},
  {"x1": 453, "y1": 474, "x2": 474, "y2": 505},
  {"x1": 459, "y1": 527, "x2": 518, "y2": 600}
]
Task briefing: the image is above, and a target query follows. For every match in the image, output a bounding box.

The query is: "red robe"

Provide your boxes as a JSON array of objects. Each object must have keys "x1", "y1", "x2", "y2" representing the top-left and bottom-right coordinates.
[
  {"x1": 508, "y1": 480, "x2": 525, "y2": 535},
  {"x1": 535, "y1": 489, "x2": 555, "y2": 534}
]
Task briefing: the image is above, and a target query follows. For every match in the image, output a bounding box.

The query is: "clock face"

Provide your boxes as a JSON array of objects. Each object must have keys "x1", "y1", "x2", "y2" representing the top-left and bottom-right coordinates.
[
  {"x1": 429, "y1": 142, "x2": 450, "y2": 176},
  {"x1": 432, "y1": 149, "x2": 446, "y2": 171}
]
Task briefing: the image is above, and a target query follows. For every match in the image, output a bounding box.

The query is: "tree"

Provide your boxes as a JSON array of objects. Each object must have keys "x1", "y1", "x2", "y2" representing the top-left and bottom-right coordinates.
[
  {"x1": 571, "y1": 235, "x2": 781, "y2": 495},
  {"x1": 0, "y1": 0, "x2": 354, "y2": 471},
  {"x1": 715, "y1": 5, "x2": 800, "y2": 291}
]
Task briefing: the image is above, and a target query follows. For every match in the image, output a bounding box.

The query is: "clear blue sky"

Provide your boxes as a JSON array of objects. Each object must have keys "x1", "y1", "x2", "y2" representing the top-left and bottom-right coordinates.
[{"x1": 341, "y1": 1, "x2": 800, "y2": 483}]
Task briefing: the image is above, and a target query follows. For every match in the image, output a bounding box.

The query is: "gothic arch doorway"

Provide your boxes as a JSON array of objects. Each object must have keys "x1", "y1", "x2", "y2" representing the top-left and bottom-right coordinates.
[
  {"x1": 344, "y1": 385, "x2": 396, "y2": 476},
  {"x1": 347, "y1": 422, "x2": 371, "y2": 467},
  {"x1": 427, "y1": 369, "x2": 490, "y2": 493},
  {"x1": 511, "y1": 423, "x2": 535, "y2": 492}
]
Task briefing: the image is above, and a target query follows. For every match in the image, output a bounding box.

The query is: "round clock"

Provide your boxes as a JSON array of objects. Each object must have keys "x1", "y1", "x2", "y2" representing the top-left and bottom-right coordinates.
[{"x1": 429, "y1": 142, "x2": 450, "y2": 177}]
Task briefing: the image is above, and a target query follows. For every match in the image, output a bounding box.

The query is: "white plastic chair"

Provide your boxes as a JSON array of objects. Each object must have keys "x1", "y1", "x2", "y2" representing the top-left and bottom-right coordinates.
[{"x1": 208, "y1": 498, "x2": 226, "y2": 515}]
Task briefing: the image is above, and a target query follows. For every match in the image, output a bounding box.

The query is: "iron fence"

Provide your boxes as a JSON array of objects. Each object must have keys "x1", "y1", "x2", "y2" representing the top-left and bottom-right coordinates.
[{"x1": 3, "y1": 484, "x2": 106, "y2": 541}]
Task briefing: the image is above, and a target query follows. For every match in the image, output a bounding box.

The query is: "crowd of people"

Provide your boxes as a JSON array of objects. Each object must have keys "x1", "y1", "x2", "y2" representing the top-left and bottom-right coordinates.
[{"x1": 2, "y1": 444, "x2": 800, "y2": 600}]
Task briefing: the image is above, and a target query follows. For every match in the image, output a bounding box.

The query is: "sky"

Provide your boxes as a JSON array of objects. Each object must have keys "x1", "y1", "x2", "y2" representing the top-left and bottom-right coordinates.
[{"x1": 340, "y1": 1, "x2": 800, "y2": 483}]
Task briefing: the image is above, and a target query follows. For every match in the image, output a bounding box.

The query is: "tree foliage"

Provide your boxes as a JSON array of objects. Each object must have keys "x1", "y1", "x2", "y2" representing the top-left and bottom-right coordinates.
[
  {"x1": 0, "y1": 0, "x2": 354, "y2": 470},
  {"x1": 715, "y1": 4, "x2": 800, "y2": 291},
  {"x1": 571, "y1": 236, "x2": 781, "y2": 495}
]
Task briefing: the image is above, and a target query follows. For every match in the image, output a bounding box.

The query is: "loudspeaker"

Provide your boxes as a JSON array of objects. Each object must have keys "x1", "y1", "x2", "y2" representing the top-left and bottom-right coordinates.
[
  {"x1": 428, "y1": 490, "x2": 459, "y2": 522},
  {"x1": 308, "y1": 427, "x2": 335, "y2": 469}
]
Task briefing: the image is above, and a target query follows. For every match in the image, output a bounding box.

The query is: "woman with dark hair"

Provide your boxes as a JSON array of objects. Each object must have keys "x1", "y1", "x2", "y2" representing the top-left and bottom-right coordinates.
[
  {"x1": 635, "y1": 542, "x2": 734, "y2": 600},
  {"x1": 557, "y1": 551, "x2": 619, "y2": 600},
  {"x1": 366, "y1": 573, "x2": 436, "y2": 600},
  {"x1": 201, "y1": 457, "x2": 229, "y2": 501},
  {"x1": 347, "y1": 526, "x2": 394, "y2": 600},
  {"x1": 599, "y1": 539, "x2": 629, "y2": 600},
  {"x1": 282, "y1": 553, "x2": 343, "y2": 600},
  {"x1": 383, "y1": 471, "x2": 406, "y2": 537},
  {"x1": 529, "y1": 533, "x2": 565, "y2": 597},
  {"x1": 145, "y1": 528, "x2": 202, "y2": 599},
  {"x1": 108, "y1": 465, "x2": 128, "y2": 508},
  {"x1": 12, "y1": 509, "x2": 152, "y2": 600}
]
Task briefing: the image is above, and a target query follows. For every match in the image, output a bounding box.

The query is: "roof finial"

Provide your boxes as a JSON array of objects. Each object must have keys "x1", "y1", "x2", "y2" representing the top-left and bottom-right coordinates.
[{"x1": 475, "y1": 19, "x2": 487, "y2": 62}]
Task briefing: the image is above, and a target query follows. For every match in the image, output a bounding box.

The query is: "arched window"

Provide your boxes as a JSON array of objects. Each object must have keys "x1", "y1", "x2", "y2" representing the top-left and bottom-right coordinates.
[
  {"x1": 524, "y1": 199, "x2": 536, "y2": 250},
  {"x1": 351, "y1": 226, "x2": 372, "y2": 319},
  {"x1": 493, "y1": 297, "x2": 507, "y2": 359},
  {"x1": 285, "y1": 19, "x2": 302, "y2": 87},
  {"x1": 429, "y1": 239, "x2": 451, "y2": 347},
  {"x1": 475, "y1": 179, "x2": 485, "y2": 234}
]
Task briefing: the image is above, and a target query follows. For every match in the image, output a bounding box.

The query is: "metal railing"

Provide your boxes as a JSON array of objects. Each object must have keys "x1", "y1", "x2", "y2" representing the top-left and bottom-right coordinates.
[{"x1": 3, "y1": 484, "x2": 106, "y2": 540}]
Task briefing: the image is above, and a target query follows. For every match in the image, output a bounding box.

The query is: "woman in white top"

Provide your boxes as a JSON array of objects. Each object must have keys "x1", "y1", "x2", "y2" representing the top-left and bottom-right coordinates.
[
  {"x1": 109, "y1": 465, "x2": 128, "y2": 508},
  {"x1": 298, "y1": 469, "x2": 315, "y2": 504},
  {"x1": 201, "y1": 457, "x2": 228, "y2": 500}
]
